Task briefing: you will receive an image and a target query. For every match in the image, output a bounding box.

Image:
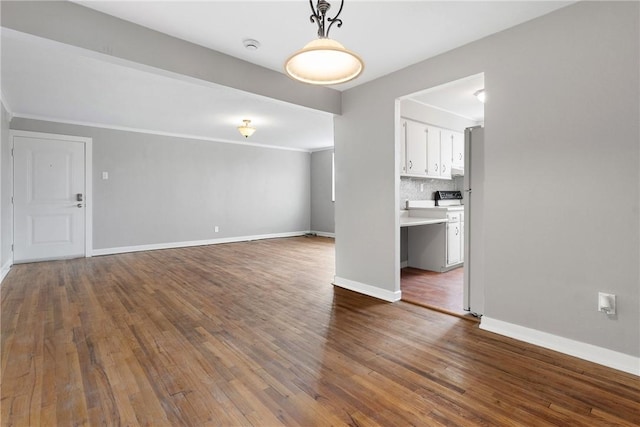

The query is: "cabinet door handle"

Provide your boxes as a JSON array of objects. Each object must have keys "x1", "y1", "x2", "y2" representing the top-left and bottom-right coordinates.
[
  {"x1": 456, "y1": 227, "x2": 459, "y2": 235},
  {"x1": 459, "y1": 153, "x2": 462, "y2": 160},
  {"x1": 435, "y1": 164, "x2": 438, "y2": 171},
  {"x1": 442, "y1": 164, "x2": 446, "y2": 173},
  {"x1": 408, "y1": 160, "x2": 413, "y2": 170}
]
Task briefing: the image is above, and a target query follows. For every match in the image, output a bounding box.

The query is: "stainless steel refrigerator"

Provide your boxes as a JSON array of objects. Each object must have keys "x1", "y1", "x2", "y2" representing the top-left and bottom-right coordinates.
[{"x1": 463, "y1": 126, "x2": 485, "y2": 316}]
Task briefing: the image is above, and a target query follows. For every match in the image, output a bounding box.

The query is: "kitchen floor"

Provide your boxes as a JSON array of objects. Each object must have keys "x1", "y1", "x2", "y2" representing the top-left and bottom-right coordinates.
[{"x1": 401, "y1": 266, "x2": 478, "y2": 322}]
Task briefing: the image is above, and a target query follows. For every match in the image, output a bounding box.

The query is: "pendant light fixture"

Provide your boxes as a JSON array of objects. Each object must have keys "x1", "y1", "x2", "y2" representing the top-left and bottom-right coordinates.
[
  {"x1": 237, "y1": 119, "x2": 256, "y2": 138},
  {"x1": 284, "y1": 0, "x2": 364, "y2": 85}
]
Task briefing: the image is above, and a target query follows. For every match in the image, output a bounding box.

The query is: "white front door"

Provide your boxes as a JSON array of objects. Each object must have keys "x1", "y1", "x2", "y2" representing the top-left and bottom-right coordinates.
[{"x1": 13, "y1": 132, "x2": 90, "y2": 263}]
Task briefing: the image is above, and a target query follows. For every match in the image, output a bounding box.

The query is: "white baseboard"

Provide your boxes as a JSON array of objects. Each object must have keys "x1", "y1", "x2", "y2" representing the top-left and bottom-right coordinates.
[
  {"x1": 310, "y1": 231, "x2": 335, "y2": 238},
  {"x1": 92, "y1": 231, "x2": 310, "y2": 256},
  {"x1": 0, "y1": 260, "x2": 12, "y2": 285},
  {"x1": 480, "y1": 316, "x2": 640, "y2": 376},
  {"x1": 333, "y1": 276, "x2": 401, "y2": 302},
  {"x1": 400, "y1": 260, "x2": 408, "y2": 268}
]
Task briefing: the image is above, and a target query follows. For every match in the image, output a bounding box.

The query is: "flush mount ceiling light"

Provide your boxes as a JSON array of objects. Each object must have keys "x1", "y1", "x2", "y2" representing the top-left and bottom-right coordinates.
[
  {"x1": 284, "y1": 0, "x2": 364, "y2": 85},
  {"x1": 237, "y1": 119, "x2": 256, "y2": 138},
  {"x1": 474, "y1": 89, "x2": 486, "y2": 103}
]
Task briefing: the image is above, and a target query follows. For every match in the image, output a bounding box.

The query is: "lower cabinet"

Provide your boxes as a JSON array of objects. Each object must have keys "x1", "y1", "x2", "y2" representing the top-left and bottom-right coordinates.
[
  {"x1": 447, "y1": 221, "x2": 461, "y2": 265},
  {"x1": 407, "y1": 211, "x2": 464, "y2": 272},
  {"x1": 460, "y1": 213, "x2": 465, "y2": 264}
]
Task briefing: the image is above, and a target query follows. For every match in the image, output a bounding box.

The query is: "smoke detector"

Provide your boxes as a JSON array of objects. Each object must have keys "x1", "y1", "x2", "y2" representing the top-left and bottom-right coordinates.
[{"x1": 243, "y1": 39, "x2": 260, "y2": 51}]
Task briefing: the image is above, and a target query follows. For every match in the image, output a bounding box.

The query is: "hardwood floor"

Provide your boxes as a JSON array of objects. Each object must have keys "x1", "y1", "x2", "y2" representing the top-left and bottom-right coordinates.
[
  {"x1": 401, "y1": 267, "x2": 477, "y2": 321},
  {"x1": 2, "y1": 236, "x2": 639, "y2": 426}
]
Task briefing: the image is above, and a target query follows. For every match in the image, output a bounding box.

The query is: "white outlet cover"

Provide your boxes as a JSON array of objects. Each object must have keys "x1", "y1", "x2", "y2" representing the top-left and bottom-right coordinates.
[{"x1": 598, "y1": 292, "x2": 616, "y2": 314}]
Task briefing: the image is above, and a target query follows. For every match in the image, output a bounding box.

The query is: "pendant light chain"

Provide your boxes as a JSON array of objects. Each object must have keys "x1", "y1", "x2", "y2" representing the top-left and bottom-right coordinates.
[{"x1": 310, "y1": 0, "x2": 344, "y2": 39}]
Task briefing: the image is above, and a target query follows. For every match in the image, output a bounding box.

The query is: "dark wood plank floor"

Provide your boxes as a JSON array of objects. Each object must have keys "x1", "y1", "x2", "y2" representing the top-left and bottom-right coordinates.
[
  {"x1": 401, "y1": 267, "x2": 478, "y2": 321},
  {"x1": 2, "y1": 236, "x2": 639, "y2": 426}
]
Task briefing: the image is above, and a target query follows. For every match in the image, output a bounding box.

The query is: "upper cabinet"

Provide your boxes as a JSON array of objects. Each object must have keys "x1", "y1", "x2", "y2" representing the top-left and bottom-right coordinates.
[
  {"x1": 426, "y1": 125, "x2": 450, "y2": 179},
  {"x1": 451, "y1": 131, "x2": 464, "y2": 170},
  {"x1": 401, "y1": 118, "x2": 462, "y2": 179},
  {"x1": 401, "y1": 119, "x2": 428, "y2": 177}
]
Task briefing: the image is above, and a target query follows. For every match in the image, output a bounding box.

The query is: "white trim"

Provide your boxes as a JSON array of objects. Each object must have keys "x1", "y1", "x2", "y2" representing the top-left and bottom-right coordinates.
[
  {"x1": 333, "y1": 276, "x2": 401, "y2": 302},
  {"x1": 11, "y1": 113, "x2": 312, "y2": 153},
  {"x1": 1, "y1": 92, "x2": 14, "y2": 118},
  {"x1": 0, "y1": 259, "x2": 11, "y2": 284},
  {"x1": 311, "y1": 231, "x2": 335, "y2": 238},
  {"x1": 310, "y1": 146, "x2": 334, "y2": 153},
  {"x1": 407, "y1": 100, "x2": 478, "y2": 122},
  {"x1": 400, "y1": 260, "x2": 408, "y2": 268},
  {"x1": 10, "y1": 130, "x2": 94, "y2": 259},
  {"x1": 11, "y1": 130, "x2": 91, "y2": 143},
  {"x1": 480, "y1": 316, "x2": 640, "y2": 376},
  {"x1": 92, "y1": 231, "x2": 309, "y2": 256},
  {"x1": 84, "y1": 141, "x2": 93, "y2": 257}
]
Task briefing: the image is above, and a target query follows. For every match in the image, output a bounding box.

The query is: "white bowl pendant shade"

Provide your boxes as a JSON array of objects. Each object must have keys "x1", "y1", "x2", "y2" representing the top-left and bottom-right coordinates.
[{"x1": 285, "y1": 38, "x2": 364, "y2": 85}]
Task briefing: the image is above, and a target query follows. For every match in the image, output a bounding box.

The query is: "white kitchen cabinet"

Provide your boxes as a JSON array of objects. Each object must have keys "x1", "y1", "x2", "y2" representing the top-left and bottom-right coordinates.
[
  {"x1": 440, "y1": 131, "x2": 452, "y2": 179},
  {"x1": 426, "y1": 125, "x2": 440, "y2": 178},
  {"x1": 451, "y1": 131, "x2": 464, "y2": 169},
  {"x1": 460, "y1": 212, "x2": 465, "y2": 263},
  {"x1": 407, "y1": 208, "x2": 464, "y2": 272},
  {"x1": 400, "y1": 121, "x2": 407, "y2": 174},
  {"x1": 446, "y1": 212, "x2": 461, "y2": 265},
  {"x1": 400, "y1": 120, "x2": 461, "y2": 180},
  {"x1": 402, "y1": 119, "x2": 427, "y2": 176},
  {"x1": 427, "y1": 127, "x2": 453, "y2": 179}
]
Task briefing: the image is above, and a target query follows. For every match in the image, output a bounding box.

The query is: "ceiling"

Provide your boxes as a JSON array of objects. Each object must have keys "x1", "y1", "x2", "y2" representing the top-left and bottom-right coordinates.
[
  {"x1": 407, "y1": 73, "x2": 485, "y2": 122},
  {"x1": 2, "y1": 1, "x2": 572, "y2": 150},
  {"x1": 1, "y1": 29, "x2": 334, "y2": 151}
]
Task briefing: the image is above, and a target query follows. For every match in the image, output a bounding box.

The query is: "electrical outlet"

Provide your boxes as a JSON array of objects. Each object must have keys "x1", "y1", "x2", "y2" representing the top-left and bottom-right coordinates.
[
  {"x1": 214, "y1": 226, "x2": 219, "y2": 233},
  {"x1": 598, "y1": 292, "x2": 616, "y2": 315}
]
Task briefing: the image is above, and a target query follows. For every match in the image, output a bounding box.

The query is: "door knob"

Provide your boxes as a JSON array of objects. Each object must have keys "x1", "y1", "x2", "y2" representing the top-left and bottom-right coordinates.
[{"x1": 77, "y1": 203, "x2": 83, "y2": 208}]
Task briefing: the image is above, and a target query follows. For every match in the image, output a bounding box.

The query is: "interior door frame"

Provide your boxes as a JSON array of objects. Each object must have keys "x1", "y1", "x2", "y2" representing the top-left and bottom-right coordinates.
[{"x1": 10, "y1": 130, "x2": 93, "y2": 260}]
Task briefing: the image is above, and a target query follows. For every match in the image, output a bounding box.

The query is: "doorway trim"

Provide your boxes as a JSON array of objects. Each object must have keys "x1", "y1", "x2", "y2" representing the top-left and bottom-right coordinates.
[{"x1": 10, "y1": 130, "x2": 93, "y2": 260}]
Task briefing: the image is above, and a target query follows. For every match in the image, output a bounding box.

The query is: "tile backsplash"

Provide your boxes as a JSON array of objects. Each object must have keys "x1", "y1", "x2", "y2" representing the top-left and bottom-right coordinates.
[{"x1": 400, "y1": 176, "x2": 463, "y2": 209}]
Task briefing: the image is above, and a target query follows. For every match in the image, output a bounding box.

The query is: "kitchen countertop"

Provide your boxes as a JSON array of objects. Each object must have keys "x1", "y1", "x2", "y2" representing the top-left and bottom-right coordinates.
[
  {"x1": 408, "y1": 205, "x2": 464, "y2": 212},
  {"x1": 400, "y1": 210, "x2": 448, "y2": 227},
  {"x1": 400, "y1": 216, "x2": 447, "y2": 227}
]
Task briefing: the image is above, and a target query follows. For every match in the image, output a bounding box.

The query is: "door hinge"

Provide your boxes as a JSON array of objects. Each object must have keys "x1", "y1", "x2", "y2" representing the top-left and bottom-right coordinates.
[
  {"x1": 11, "y1": 244, "x2": 13, "y2": 252},
  {"x1": 11, "y1": 148, "x2": 14, "y2": 157}
]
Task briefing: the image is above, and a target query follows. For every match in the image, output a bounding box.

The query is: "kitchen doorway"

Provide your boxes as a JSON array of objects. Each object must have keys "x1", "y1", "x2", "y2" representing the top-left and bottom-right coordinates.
[{"x1": 396, "y1": 73, "x2": 484, "y2": 319}]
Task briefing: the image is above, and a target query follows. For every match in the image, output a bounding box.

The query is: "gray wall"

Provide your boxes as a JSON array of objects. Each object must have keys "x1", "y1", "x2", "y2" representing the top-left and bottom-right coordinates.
[
  {"x1": 336, "y1": 1, "x2": 639, "y2": 357},
  {"x1": 1, "y1": 103, "x2": 12, "y2": 269},
  {"x1": 310, "y1": 149, "x2": 335, "y2": 234},
  {"x1": 11, "y1": 118, "x2": 311, "y2": 250}
]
